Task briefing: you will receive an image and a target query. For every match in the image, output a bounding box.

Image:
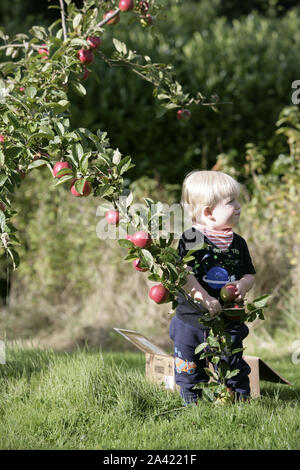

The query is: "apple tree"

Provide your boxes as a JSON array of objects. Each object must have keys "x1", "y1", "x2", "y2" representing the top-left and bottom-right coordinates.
[{"x1": 0, "y1": 0, "x2": 269, "y2": 402}]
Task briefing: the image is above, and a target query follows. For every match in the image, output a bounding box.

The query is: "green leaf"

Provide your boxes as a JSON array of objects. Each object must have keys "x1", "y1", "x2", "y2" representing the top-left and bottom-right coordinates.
[
  {"x1": 139, "y1": 249, "x2": 154, "y2": 269},
  {"x1": 211, "y1": 356, "x2": 220, "y2": 365},
  {"x1": 72, "y1": 143, "x2": 84, "y2": 162},
  {"x1": 225, "y1": 369, "x2": 240, "y2": 380},
  {"x1": 207, "y1": 335, "x2": 220, "y2": 349},
  {"x1": 30, "y1": 26, "x2": 47, "y2": 40},
  {"x1": 79, "y1": 153, "x2": 90, "y2": 173},
  {"x1": 27, "y1": 159, "x2": 47, "y2": 170},
  {"x1": 0, "y1": 174, "x2": 8, "y2": 187},
  {"x1": 231, "y1": 348, "x2": 244, "y2": 355},
  {"x1": 0, "y1": 149, "x2": 5, "y2": 166},
  {"x1": 194, "y1": 342, "x2": 208, "y2": 355},
  {"x1": 28, "y1": 132, "x2": 54, "y2": 142},
  {"x1": 0, "y1": 211, "x2": 6, "y2": 231},
  {"x1": 112, "y1": 148, "x2": 122, "y2": 165},
  {"x1": 70, "y1": 80, "x2": 86, "y2": 97},
  {"x1": 97, "y1": 185, "x2": 115, "y2": 198},
  {"x1": 113, "y1": 38, "x2": 127, "y2": 55},
  {"x1": 182, "y1": 255, "x2": 195, "y2": 263},
  {"x1": 204, "y1": 367, "x2": 219, "y2": 381},
  {"x1": 118, "y1": 239, "x2": 134, "y2": 249},
  {"x1": 117, "y1": 156, "x2": 134, "y2": 175},
  {"x1": 147, "y1": 273, "x2": 162, "y2": 282},
  {"x1": 70, "y1": 38, "x2": 87, "y2": 47},
  {"x1": 54, "y1": 174, "x2": 74, "y2": 186},
  {"x1": 25, "y1": 86, "x2": 37, "y2": 99},
  {"x1": 74, "y1": 179, "x2": 85, "y2": 195},
  {"x1": 166, "y1": 262, "x2": 178, "y2": 282},
  {"x1": 252, "y1": 294, "x2": 271, "y2": 309},
  {"x1": 73, "y1": 13, "x2": 83, "y2": 29}
]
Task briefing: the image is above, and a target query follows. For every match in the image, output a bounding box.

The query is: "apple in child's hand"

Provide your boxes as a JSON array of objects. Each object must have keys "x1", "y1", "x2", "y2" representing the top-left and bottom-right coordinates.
[
  {"x1": 53, "y1": 161, "x2": 72, "y2": 178},
  {"x1": 133, "y1": 258, "x2": 148, "y2": 272},
  {"x1": 119, "y1": 0, "x2": 134, "y2": 11},
  {"x1": 131, "y1": 231, "x2": 152, "y2": 248},
  {"x1": 220, "y1": 283, "x2": 238, "y2": 303},
  {"x1": 105, "y1": 210, "x2": 120, "y2": 225},
  {"x1": 87, "y1": 36, "x2": 101, "y2": 49},
  {"x1": 103, "y1": 10, "x2": 120, "y2": 24},
  {"x1": 77, "y1": 49, "x2": 94, "y2": 65},
  {"x1": 149, "y1": 284, "x2": 169, "y2": 304}
]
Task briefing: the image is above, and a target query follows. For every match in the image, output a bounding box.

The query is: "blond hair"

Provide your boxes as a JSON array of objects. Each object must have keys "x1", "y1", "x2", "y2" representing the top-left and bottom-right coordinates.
[{"x1": 181, "y1": 170, "x2": 240, "y2": 224}]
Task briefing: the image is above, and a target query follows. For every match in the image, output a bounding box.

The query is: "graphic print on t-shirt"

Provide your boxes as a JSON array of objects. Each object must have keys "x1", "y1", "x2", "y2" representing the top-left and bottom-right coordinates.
[{"x1": 193, "y1": 246, "x2": 238, "y2": 290}]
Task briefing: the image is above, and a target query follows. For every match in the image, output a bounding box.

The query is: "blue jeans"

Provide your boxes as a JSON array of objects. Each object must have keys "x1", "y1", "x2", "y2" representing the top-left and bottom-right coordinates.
[{"x1": 169, "y1": 316, "x2": 251, "y2": 404}]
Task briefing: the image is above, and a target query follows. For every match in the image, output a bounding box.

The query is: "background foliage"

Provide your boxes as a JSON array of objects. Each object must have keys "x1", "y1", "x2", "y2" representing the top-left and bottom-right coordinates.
[{"x1": 0, "y1": 0, "x2": 299, "y2": 350}]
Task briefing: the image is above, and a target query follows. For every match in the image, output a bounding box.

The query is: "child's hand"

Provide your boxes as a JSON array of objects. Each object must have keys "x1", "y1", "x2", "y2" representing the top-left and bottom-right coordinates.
[
  {"x1": 203, "y1": 296, "x2": 222, "y2": 317},
  {"x1": 230, "y1": 280, "x2": 248, "y2": 302}
]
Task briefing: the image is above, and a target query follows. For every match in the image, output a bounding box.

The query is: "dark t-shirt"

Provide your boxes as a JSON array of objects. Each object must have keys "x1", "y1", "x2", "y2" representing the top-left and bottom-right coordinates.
[{"x1": 175, "y1": 226, "x2": 256, "y2": 329}]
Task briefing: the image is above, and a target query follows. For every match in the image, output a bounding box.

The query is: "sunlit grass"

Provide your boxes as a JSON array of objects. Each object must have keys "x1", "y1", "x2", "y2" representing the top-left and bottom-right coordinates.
[{"x1": 0, "y1": 345, "x2": 299, "y2": 450}]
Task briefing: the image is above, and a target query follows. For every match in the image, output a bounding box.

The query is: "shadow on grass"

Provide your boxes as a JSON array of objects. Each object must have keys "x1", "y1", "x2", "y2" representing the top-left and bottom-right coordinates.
[
  {"x1": 0, "y1": 346, "x2": 60, "y2": 381},
  {"x1": 0, "y1": 343, "x2": 146, "y2": 381},
  {"x1": 259, "y1": 353, "x2": 300, "y2": 402}
]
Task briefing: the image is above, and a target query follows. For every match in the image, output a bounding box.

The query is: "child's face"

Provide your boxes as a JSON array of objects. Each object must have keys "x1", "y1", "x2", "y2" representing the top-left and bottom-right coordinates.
[{"x1": 204, "y1": 196, "x2": 241, "y2": 229}]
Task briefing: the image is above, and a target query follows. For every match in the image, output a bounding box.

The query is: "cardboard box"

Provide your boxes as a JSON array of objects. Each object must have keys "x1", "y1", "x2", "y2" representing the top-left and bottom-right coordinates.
[{"x1": 114, "y1": 328, "x2": 292, "y2": 398}]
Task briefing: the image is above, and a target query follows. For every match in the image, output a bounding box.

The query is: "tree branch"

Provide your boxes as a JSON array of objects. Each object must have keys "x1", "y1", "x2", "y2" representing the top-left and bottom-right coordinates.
[
  {"x1": 96, "y1": 8, "x2": 121, "y2": 29},
  {"x1": 59, "y1": 0, "x2": 68, "y2": 42}
]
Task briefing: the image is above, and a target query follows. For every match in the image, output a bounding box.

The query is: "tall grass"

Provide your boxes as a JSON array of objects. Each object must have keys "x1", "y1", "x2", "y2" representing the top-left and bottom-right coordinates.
[{"x1": 0, "y1": 345, "x2": 299, "y2": 450}]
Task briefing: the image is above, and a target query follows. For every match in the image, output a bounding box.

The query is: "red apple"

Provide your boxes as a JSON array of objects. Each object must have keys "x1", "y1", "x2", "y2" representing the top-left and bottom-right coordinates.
[
  {"x1": 126, "y1": 234, "x2": 133, "y2": 242},
  {"x1": 70, "y1": 179, "x2": 92, "y2": 197},
  {"x1": 131, "y1": 231, "x2": 152, "y2": 248},
  {"x1": 133, "y1": 258, "x2": 148, "y2": 272},
  {"x1": 77, "y1": 49, "x2": 94, "y2": 65},
  {"x1": 149, "y1": 284, "x2": 169, "y2": 304},
  {"x1": 53, "y1": 161, "x2": 72, "y2": 178},
  {"x1": 103, "y1": 10, "x2": 120, "y2": 24},
  {"x1": 38, "y1": 44, "x2": 49, "y2": 58},
  {"x1": 105, "y1": 210, "x2": 120, "y2": 225},
  {"x1": 119, "y1": 0, "x2": 134, "y2": 11},
  {"x1": 87, "y1": 36, "x2": 101, "y2": 50},
  {"x1": 0, "y1": 135, "x2": 5, "y2": 143},
  {"x1": 19, "y1": 87, "x2": 25, "y2": 92},
  {"x1": 177, "y1": 109, "x2": 191, "y2": 121},
  {"x1": 220, "y1": 283, "x2": 238, "y2": 303},
  {"x1": 139, "y1": 1, "x2": 149, "y2": 12}
]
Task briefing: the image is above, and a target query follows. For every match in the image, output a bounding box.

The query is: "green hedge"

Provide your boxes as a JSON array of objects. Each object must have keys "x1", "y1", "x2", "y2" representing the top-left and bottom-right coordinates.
[{"x1": 68, "y1": 3, "x2": 300, "y2": 184}]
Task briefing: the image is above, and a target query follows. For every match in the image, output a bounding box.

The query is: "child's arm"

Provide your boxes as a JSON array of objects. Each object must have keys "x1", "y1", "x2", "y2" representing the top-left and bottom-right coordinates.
[
  {"x1": 181, "y1": 266, "x2": 222, "y2": 317},
  {"x1": 232, "y1": 274, "x2": 255, "y2": 302}
]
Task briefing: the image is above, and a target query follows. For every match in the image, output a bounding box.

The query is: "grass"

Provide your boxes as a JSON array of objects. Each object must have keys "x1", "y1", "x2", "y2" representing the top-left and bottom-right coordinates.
[{"x1": 0, "y1": 344, "x2": 300, "y2": 450}]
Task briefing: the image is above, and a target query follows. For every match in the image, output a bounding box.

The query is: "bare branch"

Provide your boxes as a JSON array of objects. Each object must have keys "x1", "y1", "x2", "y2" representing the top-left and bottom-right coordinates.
[{"x1": 59, "y1": 0, "x2": 68, "y2": 42}]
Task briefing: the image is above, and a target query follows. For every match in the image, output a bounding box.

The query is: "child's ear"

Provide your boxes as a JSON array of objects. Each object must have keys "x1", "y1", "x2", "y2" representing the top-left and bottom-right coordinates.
[{"x1": 203, "y1": 206, "x2": 213, "y2": 219}]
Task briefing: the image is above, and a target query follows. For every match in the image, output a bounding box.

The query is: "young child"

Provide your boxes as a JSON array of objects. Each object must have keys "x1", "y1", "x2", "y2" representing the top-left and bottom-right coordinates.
[{"x1": 170, "y1": 170, "x2": 256, "y2": 405}]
